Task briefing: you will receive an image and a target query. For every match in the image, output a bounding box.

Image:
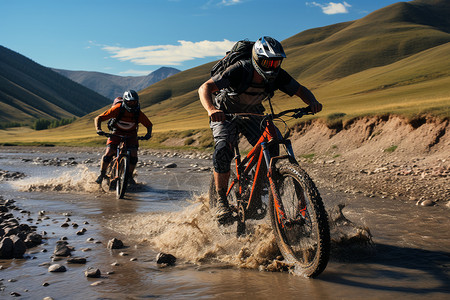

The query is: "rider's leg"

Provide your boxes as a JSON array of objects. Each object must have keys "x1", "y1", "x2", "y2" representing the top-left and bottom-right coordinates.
[
  {"x1": 128, "y1": 148, "x2": 138, "y2": 185},
  {"x1": 239, "y1": 117, "x2": 268, "y2": 211},
  {"x1": 213, "y1": 140, "x2": 234, "y2": 224},
  {"x1": 96, "y1": 145, "x2": 115, "y2": 184}
]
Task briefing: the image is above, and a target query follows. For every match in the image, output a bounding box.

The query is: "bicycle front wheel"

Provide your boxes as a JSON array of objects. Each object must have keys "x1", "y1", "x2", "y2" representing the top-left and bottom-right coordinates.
[
  {"x1": 116, "y1": 156, "x2": 129, "y2": 199},
  {"x1": 269, "y1": 163, "x2": 330, "y2": 277}
]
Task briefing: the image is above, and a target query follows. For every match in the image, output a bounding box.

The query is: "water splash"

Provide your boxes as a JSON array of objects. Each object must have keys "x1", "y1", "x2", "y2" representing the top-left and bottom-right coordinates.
[
  {"x1": 108, "y1": 196, "x2": 374, "y2": 272},
  {"x1": 109, "y1": 195, "x2": 281, "y2": 270},
  {"x1": 11, "y1": 165, "x2": 100, "y2": 193}
]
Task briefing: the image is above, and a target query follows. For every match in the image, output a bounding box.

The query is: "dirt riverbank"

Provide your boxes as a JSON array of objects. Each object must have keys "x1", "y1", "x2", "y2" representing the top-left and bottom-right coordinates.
[{"x1": 160, "y1": 114, "x2": 450, "y2": 207}]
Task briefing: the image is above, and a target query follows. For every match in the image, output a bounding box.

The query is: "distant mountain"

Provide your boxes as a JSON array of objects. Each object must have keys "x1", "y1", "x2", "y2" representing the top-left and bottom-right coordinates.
[
  {"x1": 0, "y1": 45, "x2": 111, "y2": 124},
  {"x1": 52, "y1": 67, "x2": 180, "y2": 100}
]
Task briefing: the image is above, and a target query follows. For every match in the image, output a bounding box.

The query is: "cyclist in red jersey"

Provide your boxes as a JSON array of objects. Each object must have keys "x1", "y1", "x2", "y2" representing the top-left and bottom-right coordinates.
[{"x1": 94, "y1": 90, "x2": 152, "y2": 185}]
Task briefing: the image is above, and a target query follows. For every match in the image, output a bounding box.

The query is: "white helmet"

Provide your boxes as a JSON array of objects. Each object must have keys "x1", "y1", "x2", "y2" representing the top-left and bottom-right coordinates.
[
  {"x1": 122, "y1": 90, "x2": 140, "y2": 113},
  {"x1": 252, "y1": 36, "x2": 286, "y2": 82}
]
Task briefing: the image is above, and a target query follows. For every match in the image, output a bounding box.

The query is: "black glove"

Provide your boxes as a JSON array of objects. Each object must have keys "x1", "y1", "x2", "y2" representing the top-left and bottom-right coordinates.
[
  {"x1": 96, "y1": 130, "x2": 105, "y2": 136},
  {"x1": 143, "y1": 132, "x2": 152, "y2": 140}
]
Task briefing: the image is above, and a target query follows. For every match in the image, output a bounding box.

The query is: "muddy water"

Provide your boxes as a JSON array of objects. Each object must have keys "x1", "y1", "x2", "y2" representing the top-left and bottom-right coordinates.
[{"x1": 0, "y1": 147, "x2": 449, "y2": 299}]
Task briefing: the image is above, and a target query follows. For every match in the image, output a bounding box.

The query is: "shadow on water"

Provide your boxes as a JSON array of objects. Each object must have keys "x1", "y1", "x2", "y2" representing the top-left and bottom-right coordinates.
[{"x1": 324, "y1": 242, "x2": 450, "y2": 295}]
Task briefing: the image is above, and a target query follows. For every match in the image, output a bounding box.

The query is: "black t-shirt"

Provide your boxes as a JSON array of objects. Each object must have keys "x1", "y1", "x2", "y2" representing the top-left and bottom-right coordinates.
[{"x1": 211, "y1": 60, "x2": 300, "y2": 113}]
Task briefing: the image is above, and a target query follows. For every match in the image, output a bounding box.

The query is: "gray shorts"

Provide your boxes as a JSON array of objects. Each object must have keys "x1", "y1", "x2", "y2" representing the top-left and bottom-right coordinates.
[{"x1": 210, "y1": 116, "x2": 266, "y2": 147}]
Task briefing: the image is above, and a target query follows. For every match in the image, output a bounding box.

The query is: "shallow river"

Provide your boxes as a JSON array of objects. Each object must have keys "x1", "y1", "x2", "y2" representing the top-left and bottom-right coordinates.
[{"x1": 0, "y1": 147, "x2": 449, "y2": 299}]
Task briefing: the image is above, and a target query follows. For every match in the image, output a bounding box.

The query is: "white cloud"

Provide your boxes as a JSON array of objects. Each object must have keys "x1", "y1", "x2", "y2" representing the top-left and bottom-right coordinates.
[
  {"x1": 102, "y1": 39, "x2": 236, "y2": 66},
  {"x1": 306, "y1": 1, "x2": 351, "y2": 15},
  {"x1": 219, "y1": 0, "x2": 242, "y2": 6}
]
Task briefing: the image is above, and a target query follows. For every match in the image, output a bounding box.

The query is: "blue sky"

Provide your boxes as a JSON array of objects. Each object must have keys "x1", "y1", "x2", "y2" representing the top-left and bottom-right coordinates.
[{"x1": 1, "y1": 0, "x2": 401, "y2": 76}]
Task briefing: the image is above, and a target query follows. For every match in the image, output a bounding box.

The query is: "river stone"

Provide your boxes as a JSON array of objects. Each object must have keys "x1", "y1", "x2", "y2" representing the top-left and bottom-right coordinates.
[
  {"x1": 25, "y1": 232, "x2": 42, "y2": 248},
  {"x1": 67, "y1": 257, "x2": 87, "y2": 264},
  {"x1": 53, "y1": 241, "x2": 73, "y2": 257},
  {"x1": 48, "y1": 264, "x2": 67, "y2": 272},
  {"x1": 156, "y1": 252, "x2": 176, "y2": 266},
  {"x1": 107, "y1": 238, "x2": 124, "y2": 249},
  {"x1": 11, "y1": 235, "x2": 27, "y2": 258},
  {"x1": 85, "y1": 267, "x2": 101, "y2": 278},
  {"x1": 0, "y1": 237, "x2": 14, "y2": 258},
  {"x1": 163, "y1": 163, "x2": 177, "y2": 168},
  {"x1": 420, "y1": 200, "x2": 435, "y2": 206}
]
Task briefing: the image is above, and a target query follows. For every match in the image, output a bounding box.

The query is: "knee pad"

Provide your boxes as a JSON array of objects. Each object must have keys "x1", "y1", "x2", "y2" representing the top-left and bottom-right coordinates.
[
  {"x1": 130, "y1": 156, "x2": 138, "y2": 165},
  {"x1": 213, "y1": 141, "x2": 233, "y2": 173},
  {"x1": 102, "y1": 155, "x2": 113, "y2": 163}
]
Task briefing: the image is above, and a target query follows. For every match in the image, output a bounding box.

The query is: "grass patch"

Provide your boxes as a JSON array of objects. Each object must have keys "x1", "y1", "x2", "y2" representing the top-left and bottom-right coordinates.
[
  {"x1": 184, "y1": 137, "x2": 195, "y2": 145},
  {"x1": 325, "y1": 113, "x2": 346, "y2": 130},
  {"x1": 300, "y1": 153, "x2": 316, "y2": 160},
  {"x1": 384, "y1": 145, "x2": 398, "y2": 153}
]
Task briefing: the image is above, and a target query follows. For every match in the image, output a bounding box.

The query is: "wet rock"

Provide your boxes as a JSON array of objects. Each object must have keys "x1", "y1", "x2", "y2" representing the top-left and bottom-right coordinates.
[
  {"x1": 11, "y1": 235, "x2": 27, "y2": 258},
  {"x1": 0, "y1": 237, "x2": 14, "y2": 258},
  {"x1": 156, "y1": 252, "x2": 176, "y2": 266},
  {"x1": 67, "y1": 257, "x2": 87, "y2": 264},
  {"x1": 0, "y1": 169, "x2": 26, "y2": 181},
  {"x1": 53, "y1": 241, "x2": 73, "y2": 257},
  {"x1": 48, "y1": 264, "x2": 67, "y2": 272},
  {"x1": 25, "y1": 232, "x2": 43, "y2": 248},
  {"x1": 10, "y1": 291, "x2": 21, "y2": 297},
  {"x1": 420, "y1": 200, "x2": 435, "y2": 207},
  {"x1": 163, "y1": 163, "x2": 177, "y2": 169},
  {"x1": 85, "y1": 267, "x2": 101, "y2": 278},
  {"x1": 107, "y1": 238, "x2": 124, "y2": 249}
]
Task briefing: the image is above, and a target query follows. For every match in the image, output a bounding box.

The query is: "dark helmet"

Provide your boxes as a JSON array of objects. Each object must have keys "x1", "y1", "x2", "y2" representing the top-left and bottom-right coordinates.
[
  {"x1": 252, "y1": 36, "x2": 286, "y2": 82},
  {"x1": 122, "y1": 90, "x2": 140, "y2": 113}
]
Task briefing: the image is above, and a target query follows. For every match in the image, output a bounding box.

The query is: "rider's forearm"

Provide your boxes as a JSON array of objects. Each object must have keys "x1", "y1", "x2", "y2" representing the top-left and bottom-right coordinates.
[
  {"x1": 296, "y1": 85, "x2": 322, "y2": 113},
  {"x1": 296, "y1": 85, "x2": 318, "y2": 105},
  {"x1": 199, "y1": 80, "x2": 219, "y2": 114},
  {"x1": 94, "y1": 116, "x2": 102, "y2": 131}
]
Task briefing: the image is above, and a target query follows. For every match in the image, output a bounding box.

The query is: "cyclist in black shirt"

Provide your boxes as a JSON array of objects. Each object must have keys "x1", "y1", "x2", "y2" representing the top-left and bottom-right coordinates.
[{"x1": 199, "y1": 36, "x2": 322, "y2": 224}]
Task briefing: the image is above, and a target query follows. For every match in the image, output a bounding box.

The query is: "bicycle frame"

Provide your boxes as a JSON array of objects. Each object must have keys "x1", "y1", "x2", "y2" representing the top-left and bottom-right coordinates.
[
  {"x1": 108, "y1": 135, "x2": 131, "y2": 183},
  {"x1": 227, "y1": 115, "x2": 297, "y2": 225}
]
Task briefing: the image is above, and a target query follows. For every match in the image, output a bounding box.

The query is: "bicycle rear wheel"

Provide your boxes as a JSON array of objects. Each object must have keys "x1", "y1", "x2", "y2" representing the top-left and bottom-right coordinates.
[
  {"x1": 269, "y1": 163, "x2": 330, "y2": 277},
  {"x1": 116, "y1": 156, "x2": 129, "y2": 199}
]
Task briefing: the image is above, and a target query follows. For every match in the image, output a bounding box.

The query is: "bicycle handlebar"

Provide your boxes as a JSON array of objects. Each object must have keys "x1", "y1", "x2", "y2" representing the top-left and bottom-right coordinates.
[
  {"x1": 102, "y1": 133, "x2": 147, "y2": 140},
  {"x1": 226, "y1": 106, "x2": 313, "y2": 120}
]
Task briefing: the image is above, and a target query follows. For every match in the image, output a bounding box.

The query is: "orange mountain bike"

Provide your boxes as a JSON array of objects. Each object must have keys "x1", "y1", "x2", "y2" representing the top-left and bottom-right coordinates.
[
  {"x1": 209, "y1": 107, "x2": 330, "y2": 277},
  {"x1": 102, "y1": 133, "x2": 145, "y2": 199}
]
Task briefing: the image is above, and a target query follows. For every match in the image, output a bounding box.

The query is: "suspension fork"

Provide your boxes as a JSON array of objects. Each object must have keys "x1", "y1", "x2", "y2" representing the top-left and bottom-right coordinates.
[{"x1": 263, "y1": 143, "x2": 288, "y2": 227}]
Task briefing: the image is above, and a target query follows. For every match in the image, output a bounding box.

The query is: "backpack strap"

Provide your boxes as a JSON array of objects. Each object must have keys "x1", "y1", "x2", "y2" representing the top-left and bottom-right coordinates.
[{"x1": 228, "y1": 60, "x2": 253, "y2": 95}]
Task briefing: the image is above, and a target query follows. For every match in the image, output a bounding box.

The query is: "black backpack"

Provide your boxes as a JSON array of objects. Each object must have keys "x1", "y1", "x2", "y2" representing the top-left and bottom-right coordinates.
[{"x1": 210, "y1": 39, "x2": 254, "y2": 78}]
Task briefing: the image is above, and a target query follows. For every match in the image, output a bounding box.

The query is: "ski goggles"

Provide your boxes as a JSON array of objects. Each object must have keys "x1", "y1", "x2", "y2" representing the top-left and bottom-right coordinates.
[{"x1": 259, "y1": 58, "x2": 283, "y2": 70}]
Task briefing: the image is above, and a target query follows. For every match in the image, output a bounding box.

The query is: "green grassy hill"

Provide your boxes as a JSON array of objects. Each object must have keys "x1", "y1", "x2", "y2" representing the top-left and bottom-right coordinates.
[
  {"x1": 1, "y1": 0, "x2": 449, "y2": 144},
  {"x1": 0, "y1": 46, "x2": 110, "y2": 124}
]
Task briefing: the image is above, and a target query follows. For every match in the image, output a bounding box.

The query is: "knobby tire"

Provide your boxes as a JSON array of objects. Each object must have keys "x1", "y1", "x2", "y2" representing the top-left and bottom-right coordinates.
[
  {"x1": 116, "y1": 156, "x2": 129, "y2": 199},
  {"x1": 268, "y1": 163, "x2": 330, "y2": 277}
]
